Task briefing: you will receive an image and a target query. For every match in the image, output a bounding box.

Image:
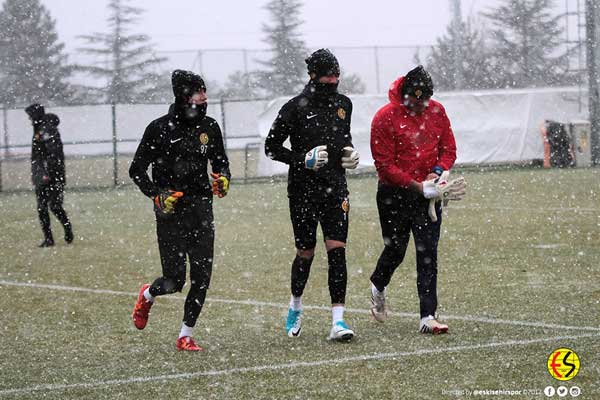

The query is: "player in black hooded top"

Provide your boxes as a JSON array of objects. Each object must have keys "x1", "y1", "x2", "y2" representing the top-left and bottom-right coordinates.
[
  {"x1": 26, "y1": 104, "x2": 73, "y2": 248},
  {"x1": 265, "y1": 49, "x2": 361, "y2": 341},
  {"x1": 129, "y1": 70, "x2": 230, "y2": 352}
]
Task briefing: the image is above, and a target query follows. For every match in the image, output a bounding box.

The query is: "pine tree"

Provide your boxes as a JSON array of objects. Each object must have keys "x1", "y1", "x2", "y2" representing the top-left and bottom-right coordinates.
[
  {"x1": 482, "y1": 0, "x2": 569, "y2": 88},
  {"x1": 0, "y1": 0, "x2": 72, "y2": 107},
  {"x1": 258, "y1": 0, "x2": 308, "y2": 97},
  {"x1": 426, "y1": 19, "x2": 495, "y2": 91},
  {"x1": 76, "y1": 0, "x2": 167, "y2": 104},
  {"x1": 220, "y1": 71, "x2": 265, "y2": 99},
  {"x1": 338, "y1": 72, "x2": 367, "y2": 95}
]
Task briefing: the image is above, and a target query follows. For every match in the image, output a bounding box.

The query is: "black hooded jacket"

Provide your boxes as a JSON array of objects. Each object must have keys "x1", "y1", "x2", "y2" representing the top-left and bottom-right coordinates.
[
  {"x1": 31, "y1": 113, "x2": 66, "y2": 187},
  {"x1": 129, "y1": 104, "x2": 230, "y2": 199},
  {"x1": 264, "y1": 82, "x2": 353, "y2": 199}
]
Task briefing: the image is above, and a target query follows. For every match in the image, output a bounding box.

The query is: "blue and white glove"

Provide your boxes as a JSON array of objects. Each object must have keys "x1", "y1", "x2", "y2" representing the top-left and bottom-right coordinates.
[
  {"x1": 305, "y1": 145, "x2": 328, "y2": 170},
  {"x1": 341, "y1": 146, "x2": 360, "y2": 169}
]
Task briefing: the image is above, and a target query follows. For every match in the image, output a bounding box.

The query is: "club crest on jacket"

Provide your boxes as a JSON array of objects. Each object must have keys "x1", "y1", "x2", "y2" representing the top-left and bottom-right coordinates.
[{"x1": 199, "y1": 133, "x2": 209, "y2": 145}]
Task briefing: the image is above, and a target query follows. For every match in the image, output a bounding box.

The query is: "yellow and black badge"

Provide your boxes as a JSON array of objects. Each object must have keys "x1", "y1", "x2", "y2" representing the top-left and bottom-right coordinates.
[
  {"x1": 337, "y1": 107, "x2": 346, "y2": 120},
  {"x1": 547, "y1": 348, "x2": 580, "y2": 381},
  {"x1": 341, "y1": 198, "x2": 349, "y2": 213},
  {"x1": 199, "y1": 133, "x2": 209, "y2": 145}
]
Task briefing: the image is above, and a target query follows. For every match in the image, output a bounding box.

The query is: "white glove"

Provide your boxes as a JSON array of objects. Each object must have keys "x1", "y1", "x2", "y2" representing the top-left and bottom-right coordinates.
[
  {"x1": 425, "y1": 171, "x2": 467, "y2": 222},
  {"x1": 341, "y1": 146, "x2": 360, "y2": 169},
  {"x1": 305, "y1": 145, "x2": 328, "y2": 170}
]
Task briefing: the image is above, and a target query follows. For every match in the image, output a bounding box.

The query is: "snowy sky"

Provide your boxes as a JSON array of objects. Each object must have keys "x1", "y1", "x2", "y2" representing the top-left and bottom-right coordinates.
[
  {"x1": 39, "y1": 0, "x2": 576, "y2": 92},
  {"x1": 41, "y1": 0, "x2": 502, "y2": 52}
]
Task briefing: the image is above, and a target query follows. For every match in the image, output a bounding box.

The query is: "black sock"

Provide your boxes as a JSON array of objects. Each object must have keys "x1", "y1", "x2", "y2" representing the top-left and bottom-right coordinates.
[
  {"x1": 327, "y1": 247, "x2": 347, "y2": 304},
  {"x1": 291, "y1": 255, "x2": 314, "y2": 297}
]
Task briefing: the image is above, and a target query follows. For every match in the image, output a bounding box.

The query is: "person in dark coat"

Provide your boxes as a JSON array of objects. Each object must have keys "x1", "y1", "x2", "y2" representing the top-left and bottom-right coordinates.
[
  {"x1": 129, "y1": 70, "x2": 231, "y2": 352},
  {"x1": 265, "y1": 49, "x2": 360, "y2": 342},
  {"x1": 26, "y1": 104, "x2": 73, "y2": 247}
]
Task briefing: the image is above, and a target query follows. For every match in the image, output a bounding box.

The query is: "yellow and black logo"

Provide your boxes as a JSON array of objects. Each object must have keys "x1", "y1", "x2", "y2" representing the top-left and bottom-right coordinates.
[
  {"x1": 341, "y1": 198, "x2": 349, "y2": 213},
  {"x1": 337, "y1": 108, "x2": 346, "y2": 120},
  {"x1": 199, "y1": 133, "x2": 209, "y2": 145},
  {"x1": 547, "y1": 348, "x2": 580, "y2": 381}
]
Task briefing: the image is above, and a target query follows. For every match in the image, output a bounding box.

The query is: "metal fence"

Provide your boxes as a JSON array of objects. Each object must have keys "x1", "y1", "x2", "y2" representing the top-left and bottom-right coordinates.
[
  {"x1": 0, "y1": 98, "x2": 269, "y2": 192},
  {"x1": 156, "y1": 45, "x2": 433, "y2": 95}
]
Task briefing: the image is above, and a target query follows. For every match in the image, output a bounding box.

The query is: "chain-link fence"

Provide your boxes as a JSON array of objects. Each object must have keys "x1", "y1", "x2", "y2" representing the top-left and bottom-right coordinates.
[
  {"x1": 0, "y1": 99, "x2": 270, "y2": 192},
  {"x1": 156, "y1": 45, "x2": 433, "y2": 95}
]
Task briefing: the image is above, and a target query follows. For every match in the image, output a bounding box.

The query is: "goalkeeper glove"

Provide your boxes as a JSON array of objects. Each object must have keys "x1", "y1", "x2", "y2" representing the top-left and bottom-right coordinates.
[
  {"x1": 210, "y1": 173, "x2": 229, "y2": 198},
  {"x1": 425, "y1": 171, "x2": 467, "y2": 222},
  {"x1": 305, "y1": 145, "x2": 328, "y2": 170},
  {"x1": 154, "y1": 190, "x2": 183, "y2": 214},
  {"x1": 341, "y1": 146, "x2": 360, "y2": 169}
]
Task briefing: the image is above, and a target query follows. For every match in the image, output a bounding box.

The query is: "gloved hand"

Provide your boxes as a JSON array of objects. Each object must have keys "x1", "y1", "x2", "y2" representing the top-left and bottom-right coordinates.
[
  {"x1": 304, "y1": 145, "x2": 328, "y2": 171},
  {"x1": 425, "y1": 171, "x2": 467, "y2": 221},
  {"x1": 341, "y1": 146, "x2": 360, "y2": 169},
  {"x1": 154, "y1": 190, "x2": 183, "y2": 214},
  {"x1": 210, "y1": 173, "x2": 229, "y2": 198}
]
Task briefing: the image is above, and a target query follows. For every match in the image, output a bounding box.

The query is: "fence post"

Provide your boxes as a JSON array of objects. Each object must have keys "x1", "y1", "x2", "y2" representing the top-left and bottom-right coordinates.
[
  {"x1": 2, "y1": 106, "x2": 8, "y2": 159},
  {"x1": 586, "y1": 0, "x2": 600, "y2": 165},
  {"x1": 111, "y1": 103, "x2": 118, "y2": 186},
  {"x1": 220, "y1": 98, "x2": 227, "y2": 151},
  {"x1": 0, "y1": 105, "x2": 9, "y2": 192},
  {"x1": 374, "y1": 46, "x2": 381, "y2": 94}
]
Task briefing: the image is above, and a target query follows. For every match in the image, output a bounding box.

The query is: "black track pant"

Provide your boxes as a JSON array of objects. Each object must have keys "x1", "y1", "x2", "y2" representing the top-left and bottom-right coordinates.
[
  {"x1": 35, "y1": 184, "x2": 70, "y2": 240},
  {"x1": 370, "y1": 184, "x2": 442, "y2": 318},
  {"x1": 148, "y1": 198, "x2": 214, "y2": 328}
]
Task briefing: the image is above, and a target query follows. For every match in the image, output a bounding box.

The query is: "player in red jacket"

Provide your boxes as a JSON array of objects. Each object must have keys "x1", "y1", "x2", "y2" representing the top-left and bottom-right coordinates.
[{"x1": 369, "y1": 65, "x2": 457, "y2": 334}]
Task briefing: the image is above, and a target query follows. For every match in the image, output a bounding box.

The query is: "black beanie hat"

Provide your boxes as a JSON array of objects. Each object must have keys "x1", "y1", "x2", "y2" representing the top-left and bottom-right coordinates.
[
  {"x1": 306, "y1": 49, "x2": 340, "y2": 79},
  {"x1": 171, "y1": 70, "x2": 206, "y2": 103},
  {"x1": 25, "y1": 103, "x2": 45, "y2": 121},
  {"x1": 401, "y1": 65, "x2": 434, "y2": 99}
]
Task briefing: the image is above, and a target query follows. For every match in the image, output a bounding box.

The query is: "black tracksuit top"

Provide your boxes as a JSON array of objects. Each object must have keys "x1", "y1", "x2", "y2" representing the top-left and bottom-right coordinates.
[
  {"x1": 129, "y1": 106, "x2": 231, "y2": 199},
  {"x1": 31, "y1": 117, "x2": 66, "y2": 187},
  {"x1": 264, "y1": 83, "x2": 354, "y2": 199}
]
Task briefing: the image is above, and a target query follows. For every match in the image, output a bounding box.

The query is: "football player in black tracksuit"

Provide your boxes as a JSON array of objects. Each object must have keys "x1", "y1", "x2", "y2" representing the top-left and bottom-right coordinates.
[
  {"x1": 130, "y1": 70, "x2": 230, "y2": 352},
  {"x1": 26, "y1": 104, "x2": 73, "y2": 248},
  {"x1": 265, "y1": 49, "x2": 360, "y2": 341}
]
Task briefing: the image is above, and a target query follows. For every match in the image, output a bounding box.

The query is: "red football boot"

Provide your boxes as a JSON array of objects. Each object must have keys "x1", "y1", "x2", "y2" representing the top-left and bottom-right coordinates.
[
  {"x1": 132, "y1": 284, "x2": 153, "y2": 330},
  {"x1": 176, "y1": 336, "x2": 204, "y2": 352}
]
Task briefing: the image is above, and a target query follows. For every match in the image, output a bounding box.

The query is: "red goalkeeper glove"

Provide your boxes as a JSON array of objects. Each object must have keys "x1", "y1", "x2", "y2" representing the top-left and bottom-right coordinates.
[{"x1": 154, "y1": 190, "x2": 183, "y2": 214}]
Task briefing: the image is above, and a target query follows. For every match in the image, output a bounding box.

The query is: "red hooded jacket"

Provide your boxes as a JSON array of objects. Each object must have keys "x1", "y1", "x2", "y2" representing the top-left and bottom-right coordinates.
[{"x1": 370, "y1": 76, "x2": 457, "y2": 187}]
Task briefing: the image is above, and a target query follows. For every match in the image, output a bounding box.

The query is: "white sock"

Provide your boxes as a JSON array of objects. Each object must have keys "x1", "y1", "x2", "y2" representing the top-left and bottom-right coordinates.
[
  {"x1": 179, "y1": 322, "x2": 194, "y2": 339},
  {"x1": 371, "y1": 283, "x2": 384, "y2": 297},
  {"x1": 332, "y1": 305, "x2": 344, "y2": 325},
  {"x1": 143, "y1": 287, "x2": 155, "y2": 303},
  {"x1": 290, "y1": 295, "x2": 302, "y2": 311}
]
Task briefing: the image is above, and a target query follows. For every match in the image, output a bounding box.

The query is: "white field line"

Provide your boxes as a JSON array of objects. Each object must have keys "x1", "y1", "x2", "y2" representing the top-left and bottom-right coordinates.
[
  {"x1": 0, "y1": 332, "x2": 598, "y2": 396},
  {"x1": 1, "y1": 280, "x2": 599, "y2": 332}
]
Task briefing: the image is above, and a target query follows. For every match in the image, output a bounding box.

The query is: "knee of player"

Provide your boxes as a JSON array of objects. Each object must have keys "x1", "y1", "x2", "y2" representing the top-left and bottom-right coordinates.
[{"x1": 296, "y1": 248, "x2": 315, "y2": 259}]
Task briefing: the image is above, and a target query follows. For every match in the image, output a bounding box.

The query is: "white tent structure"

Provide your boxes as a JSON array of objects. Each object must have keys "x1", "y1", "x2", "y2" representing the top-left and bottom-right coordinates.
[{"x1": 257, "y1": 87, "x2": 587, "y2": 176}]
